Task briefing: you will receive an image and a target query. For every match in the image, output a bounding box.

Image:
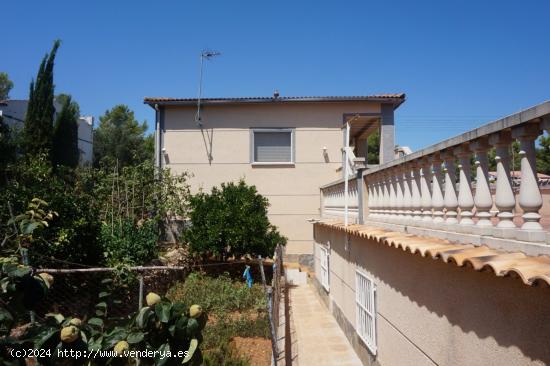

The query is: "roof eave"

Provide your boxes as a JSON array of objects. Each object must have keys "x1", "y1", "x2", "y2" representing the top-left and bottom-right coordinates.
[{"x1": 143, "y1": 95, "x2": 406, "y2": 109}]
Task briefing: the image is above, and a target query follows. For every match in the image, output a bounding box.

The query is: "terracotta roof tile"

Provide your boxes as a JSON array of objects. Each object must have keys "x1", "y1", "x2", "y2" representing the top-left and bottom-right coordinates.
[{"x1": 315, "y1": 220, "x2": 550, "y2": 287}]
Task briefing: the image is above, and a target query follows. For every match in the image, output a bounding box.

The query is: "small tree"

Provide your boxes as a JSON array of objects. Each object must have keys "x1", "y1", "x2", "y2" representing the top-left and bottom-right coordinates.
[
  {"x1": 0, "y1": 72, "x2": 14, "y2": 100},
  {"x1": 367, "y1": 131, "x2": 380, "y2": 164},
  {"x1": 24, "y1": 40, "x2": 60, "y2": 156},
  {"x1": 0, "y1": 116, "x2": 16, "y2": 173},
  {"x1": 186, "y1": 180, "x2": 286, "y2": 259},
  {"x1": 93, "y1": 105, "x2": 153, "y2": 167},
  {"x1": 52, "y1": 95, "x2": 79, "y2": 168}
]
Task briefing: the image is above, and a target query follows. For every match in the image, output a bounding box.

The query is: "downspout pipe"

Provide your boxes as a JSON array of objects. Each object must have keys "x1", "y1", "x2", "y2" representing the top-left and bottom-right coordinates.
[
  {"x1": 154, "y1": 103, "x2": 161, "y2": 172},
  {"x1": 344, "y1": 121, "x2": 350, "y2": 226},
  {"x1": 344, "y1": 115, "x2": 360, "y2": 227}
]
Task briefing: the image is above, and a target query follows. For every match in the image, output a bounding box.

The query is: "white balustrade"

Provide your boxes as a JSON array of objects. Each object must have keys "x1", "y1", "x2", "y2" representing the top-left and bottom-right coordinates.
[
  {"x1": 431, "y1": 154, "x2": 445, "y2": 224},
  {"x1": 443, "y1": 152, "x2": 458, "y2": 225},
  {"x1": 402, "y1": 166, "x2": 413, "y2": 221},
  {"x1": 420, "y1": 160, "x2": 433, "y2": 224},
  {"x1": 514, "y1": 124, "x2": 545, "y2": 242},
  {"x1": 410, "y1": 163, "x2": 422, "y2": 221},
  {"x1": 395, "y1": 168, "x2": 405, "y2": 223},
  {"x1": 456, "y1": 145, "x2": 475, "y2": 228},
  {"x1": 388, "y1": 171, "x2": 397, "y2": 222},
  {"x1": 382, "y1": 173, "x2": 391, "y2": 220},
  {"x1": 472, "y1": 139, "x2": 494, "y2": 234},
  {"x1": 321, "y1": 179, "x2": 359, "y2": 223},
  {"x1": 491, "y1": 131, "x2": 516, "y2": 238},
  {"x1": 322, "y1": 101, "x2": 550, "y2": 247}
]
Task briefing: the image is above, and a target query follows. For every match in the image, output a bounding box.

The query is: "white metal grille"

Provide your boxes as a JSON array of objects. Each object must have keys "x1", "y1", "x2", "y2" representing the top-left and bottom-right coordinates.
[
  {"x1": 356, "y1": 270, "x2": 377, "y2": 354},
  {"x1": 319, "y1": 246, "x2": 330, "y2": 291}
]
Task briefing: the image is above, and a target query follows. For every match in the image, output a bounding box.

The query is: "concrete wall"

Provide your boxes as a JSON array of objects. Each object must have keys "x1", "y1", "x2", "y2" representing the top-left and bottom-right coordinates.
[
  {"x1": 313, "y1": 225, "x2": 550, "y2": 366},
  {"x1": 161, "y1": 101, "x2": 381, "y2": 259}
]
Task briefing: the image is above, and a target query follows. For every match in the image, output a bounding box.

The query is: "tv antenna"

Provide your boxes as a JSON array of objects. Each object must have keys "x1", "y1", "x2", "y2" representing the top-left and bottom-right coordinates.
[{"x1": 195, "y1": 50, "x2": 221, "y2": 126}]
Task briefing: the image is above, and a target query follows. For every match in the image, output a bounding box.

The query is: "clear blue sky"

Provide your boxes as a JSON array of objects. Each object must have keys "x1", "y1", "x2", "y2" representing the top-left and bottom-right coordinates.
[{"x1": 3, "y1": 0, "x2": 549, "y2": 151}]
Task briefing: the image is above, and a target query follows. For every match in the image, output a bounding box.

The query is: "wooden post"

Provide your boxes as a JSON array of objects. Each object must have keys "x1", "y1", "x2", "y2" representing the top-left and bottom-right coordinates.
[
  {"x1": 259, "y1": 256, "x2": 278, "y2": 365},
  {"x1": 138, "y1": 275, "x2": 144, "y2": 311}
]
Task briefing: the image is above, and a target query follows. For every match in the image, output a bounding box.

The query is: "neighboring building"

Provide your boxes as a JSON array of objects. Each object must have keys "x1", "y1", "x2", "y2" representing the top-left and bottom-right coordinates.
[
  {"x1": 0, "y1": 99, "x2": 94, "y2": 165},
  {"x1": 394, "y1": 145, "x2": 412, "y2": 158},
  {"x1": 144, "y1": 94, "x2": 406, "y2": 265},
  {"x1": 313, "y1": 101, "x2": 550, "y2": 365},
  {"x1": 78, "y1": 116, "x2": 94, "y2": 165}
]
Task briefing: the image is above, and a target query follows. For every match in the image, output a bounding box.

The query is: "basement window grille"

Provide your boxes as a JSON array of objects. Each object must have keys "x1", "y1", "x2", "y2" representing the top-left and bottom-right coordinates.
[
  {"x1": 355, "y1": 270, "x2": 377, "y2": 355},
  {"x1": 319, "y1": 246, "x2": 330, "y2": 291}
]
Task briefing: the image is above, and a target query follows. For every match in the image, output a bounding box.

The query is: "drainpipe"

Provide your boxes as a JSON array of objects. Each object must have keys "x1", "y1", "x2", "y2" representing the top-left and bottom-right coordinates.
[
  {"x1": 344, "y1": 120, "x2": 350, "y2": 226},
  {"x1": 154, "y1": 104, "x2": 161, "y2": 173}
]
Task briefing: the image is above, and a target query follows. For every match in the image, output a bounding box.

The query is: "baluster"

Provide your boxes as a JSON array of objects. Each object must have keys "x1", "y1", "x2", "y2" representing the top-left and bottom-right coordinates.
[
  {"x1": 472, "y1": 138, "x2": 494, "y2": 234},
  {"x1": 513, "y1": 124, "x2": 545, "y2": 242},
  {"x1": 381, "y1": 172, "x2": 391, "y2": 221},
  {"x1": 388, "y1": 170, "x2": 397, "y2": 222},
  {"x1": 395, "y1": 168, "x2": 405, "y2": 224},
  {"x1": 431, "y1": 153, "x2": 445, "y2": 225},
  {"x1": 443, "y1": 151, "x2": 458, "y2": 225},
  {"x1": 402, "y1": 165, "x2": 413, "y2": 222},
  {"x1": 371, "y1": 176, "x2": 381, "y2": 219},
  {"x1": 367, "y1": 178, "x2": 375, "y2": 219},
  {"x1": 456, "y1": 145, "x2": 475, "y2": 231},
  {"x1": 420, "y1": 158, "x2": 433, "y2": 224},
  {"x1": 490, "y1": 131, "x2": 517, "y2": 238},
  {"x1": 411, "y1": 163, "x2": 422, "y2": 221}
]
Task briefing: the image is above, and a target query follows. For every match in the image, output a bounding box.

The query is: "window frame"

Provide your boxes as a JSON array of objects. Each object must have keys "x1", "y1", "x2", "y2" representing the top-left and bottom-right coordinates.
[
  {"x1": 355, "y1": 269, "x2": 377, "y2": 355},
  {"x1": 250, "y1": 128, "x2": 295, "y2": 165},
  {"x1": 319, "y1": 245, "x2": 330, "y2": 292}
]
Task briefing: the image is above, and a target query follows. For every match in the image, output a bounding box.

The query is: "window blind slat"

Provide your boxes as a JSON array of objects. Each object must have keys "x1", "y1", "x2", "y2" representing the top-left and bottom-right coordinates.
[{"x1": 254, "y1": 132, "x2": 292, "y2": 162}]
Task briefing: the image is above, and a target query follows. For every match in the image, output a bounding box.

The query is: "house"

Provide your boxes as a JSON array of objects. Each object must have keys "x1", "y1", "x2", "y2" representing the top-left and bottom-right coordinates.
[
  {"x1": 0, "y1": 99, "x2": 94, "y2": 165},
  {"x1": 313, "y1": 101, "x2": 550, "y2": 365},
  {"x1": 144, "y1": 93, "x2": 406, "y2": 265}
]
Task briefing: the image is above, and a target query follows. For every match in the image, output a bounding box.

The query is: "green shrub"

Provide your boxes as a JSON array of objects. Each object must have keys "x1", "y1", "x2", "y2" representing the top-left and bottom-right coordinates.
[
  {"x1": 99, "y1": 218, "x2": 159, "y2": 266},
  {"x1": 167, "y1": 273, "x2": 269, "y2": 366},
  {"x1": 166, "y1": 273, "x2": 266, "y2": 316},
  {"x1": 1, "y1": 155, "x2": 103, "y2": 266},
  {"x1": 203, "y1": 342, "x2": 251, "y2": 366},
  {"x1": 185, "y1": 180, "x2": 286, "y2": 259}
]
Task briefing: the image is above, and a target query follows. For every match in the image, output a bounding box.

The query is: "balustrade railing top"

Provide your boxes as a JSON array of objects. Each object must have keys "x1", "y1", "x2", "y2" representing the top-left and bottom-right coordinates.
[
  {"x1": 364, "y1": 101, "x2": 550, "y2": 175},
  {"x1": 319, "y1": 101, "x2": 550, "y2": 255},
  {"x1": 361, "y1": 100, "x2": 550, "y2": 251}
]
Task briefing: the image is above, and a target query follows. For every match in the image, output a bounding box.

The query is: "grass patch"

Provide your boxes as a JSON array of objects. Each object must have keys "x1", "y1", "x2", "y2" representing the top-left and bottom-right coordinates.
[{"x1": 167, "y1": 272, "x2": 270, "y2": 365}]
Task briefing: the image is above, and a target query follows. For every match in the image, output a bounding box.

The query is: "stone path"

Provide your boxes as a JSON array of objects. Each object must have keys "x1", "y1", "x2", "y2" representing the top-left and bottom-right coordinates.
[{"x1": 289, "y1": 283, "x2": 362, "y2": 366}]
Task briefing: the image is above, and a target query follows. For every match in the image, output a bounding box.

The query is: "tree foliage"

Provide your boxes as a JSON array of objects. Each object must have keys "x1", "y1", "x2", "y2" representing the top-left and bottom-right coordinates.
[
  {"x1": 93, "y1": 105, "x2": 153, "y2": 167},
  {"x1": 0, "y1": 72, "x2": 13, "y2": 100},
  {"x1": 186, "y1": 180, "x2": 286, "y2": 259},
  {"x1": 367, "y1": 131, "x2": 380, "y2": 164},
  {"x1": 1, "y1": 154, "x2": 103, "y2": 266},
  {"x1": 24, "y1": 40, "x2": 60, "y2": 157},
  {"x1": 52, "y1": 94, "x2": 80, "y2": 168},
  {"x1": 0, "y1": 116, "x2": 17, "y2": 172},
  {"x1": 537, "y1": 135, "x2": 550, "y2": 175}
]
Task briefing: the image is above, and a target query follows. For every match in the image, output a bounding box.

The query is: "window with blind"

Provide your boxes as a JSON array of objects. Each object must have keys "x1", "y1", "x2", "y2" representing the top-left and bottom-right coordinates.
[
  {"x1": 251, "y1": 129, "x2": 294, "y2": 163},
  {"x1": 356, "y1": 270, "x2": 377, "y2": 355}
]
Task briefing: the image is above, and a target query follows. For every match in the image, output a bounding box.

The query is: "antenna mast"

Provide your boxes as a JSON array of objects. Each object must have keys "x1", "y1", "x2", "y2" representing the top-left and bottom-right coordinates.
[{"x1": 196, "y1": 50, "x2": 221, "y2": 126}]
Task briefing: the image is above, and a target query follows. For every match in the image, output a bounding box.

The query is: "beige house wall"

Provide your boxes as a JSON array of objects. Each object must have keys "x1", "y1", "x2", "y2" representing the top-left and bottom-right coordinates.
[
  {"x1": 161, "y1": 102, "x2": 381, "y2": 258},
  {"x1": 313, "y1": 225, "x2": 550, "y2": 366}
]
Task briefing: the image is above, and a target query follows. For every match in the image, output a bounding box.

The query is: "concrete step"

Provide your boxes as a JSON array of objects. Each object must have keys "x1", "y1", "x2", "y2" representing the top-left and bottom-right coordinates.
[{"x1": 286, "y1": 268, "x2": 307, "y2": 286}]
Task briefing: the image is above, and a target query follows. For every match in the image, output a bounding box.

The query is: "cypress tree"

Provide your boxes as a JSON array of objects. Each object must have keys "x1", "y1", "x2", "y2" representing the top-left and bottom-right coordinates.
[
  {"x1": 24, "y1": 40, "x2": 61, "y2": 157},
  {"x1": 52, "y1": 95, "x2": 80, "y2": 168}
]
